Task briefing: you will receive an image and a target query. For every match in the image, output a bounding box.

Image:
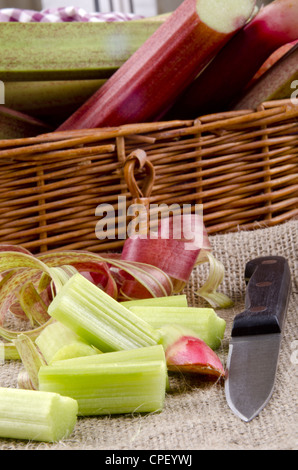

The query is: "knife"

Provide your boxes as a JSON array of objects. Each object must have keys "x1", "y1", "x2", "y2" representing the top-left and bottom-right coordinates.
[{"x1": 225, "y1": 256, "x2": 291, "y2": 422}]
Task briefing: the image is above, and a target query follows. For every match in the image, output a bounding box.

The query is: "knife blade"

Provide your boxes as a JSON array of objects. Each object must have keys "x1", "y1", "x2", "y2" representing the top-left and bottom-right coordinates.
[{"x1": 225, "y1": 256, "x2": 291, "y2": 422}]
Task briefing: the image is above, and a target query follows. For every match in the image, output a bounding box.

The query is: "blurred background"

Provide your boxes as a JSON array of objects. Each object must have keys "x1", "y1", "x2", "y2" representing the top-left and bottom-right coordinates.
[
  {"x1": 0, "y1": 0, "x2": 274, "y2": 17},
  {"x1": 0, "y1": 0, "x2": 180, "y2": 16}
]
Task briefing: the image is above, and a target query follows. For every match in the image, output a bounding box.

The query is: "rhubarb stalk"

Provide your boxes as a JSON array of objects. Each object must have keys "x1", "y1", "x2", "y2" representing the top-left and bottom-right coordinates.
[
  {"x1": 233, "y1": 43, "x2": 298, "y2": 109},
  {"x1": 0, "y1": 387, "x2": 78, "y2": 442},
  {"x1": 167, "y1": 0, "x2": 298, "y2": 117},
  {"x1": 159, "y1": 324, "x2": 225, "y2": 378},
  {"x1": 35, "y1": 321, "x2": 100, "y2": 364},
  {"x1": 57, "y1": 0, "x2": 256, "y2": 130},
  {"x1": 121, "y1": 295, "x2": 188, "y2": 309},
  {"x1": 129, "y1": 306, "x2": 226, "y2": 350},
  {"x1": 249, "y1": 40, "x2": 298, "y2": 84},
  {"x1": 47, "y1": 273, "x2": 161, "y2": 352},
  {"x1": 38, "y1": 356, "x2": 167, "y2": 416}
]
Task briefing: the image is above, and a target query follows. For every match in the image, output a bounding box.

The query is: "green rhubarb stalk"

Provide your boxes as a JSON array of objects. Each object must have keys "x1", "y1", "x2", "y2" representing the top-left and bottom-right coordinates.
[
  {"x1": 35, "y1": 321, "x2": 101, "y2": 364},
  {"x1": 51, "y1": 344, "x2": 170, "y2": 391},
  {"x1": 0, "y1": 20, "x2": 164, "y2": 81},
  {"x1": 48, "y1": 273, "x2": 161, "y2": 352},
  {"x1": 129, "y1": 306, "x2": 226, "y2": 350},
  {"x1": 52, "y1": 344, "x2": 165, "y2": 367},
  {"x1": 121, "y1": 295, "x2": 188, "y2": 309},
  {"x1": 38, "y1": 358, "x2": 167, "y2": 416},
  {"x1": 0, "y1": 387, "x2": 78, "y2": 442}
]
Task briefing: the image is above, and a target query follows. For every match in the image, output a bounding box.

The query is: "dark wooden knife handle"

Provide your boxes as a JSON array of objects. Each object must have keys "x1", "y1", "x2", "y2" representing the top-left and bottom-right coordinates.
[{"x1": 232, "y1": 256, "x2": 291, "y2": 337}]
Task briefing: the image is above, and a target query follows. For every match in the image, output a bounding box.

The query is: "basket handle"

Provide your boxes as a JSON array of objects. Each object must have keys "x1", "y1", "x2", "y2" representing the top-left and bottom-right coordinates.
[{"x1": 123, "y1": 149, "x2": 155, "y2": 205}]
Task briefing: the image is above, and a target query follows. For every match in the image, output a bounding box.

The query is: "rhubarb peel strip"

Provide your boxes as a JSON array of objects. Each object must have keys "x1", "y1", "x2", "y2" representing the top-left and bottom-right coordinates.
[
  {"x1": 0, "y1": 247, "x2": 173, "y2": 330},
  {"x1": 196, "y1": 252, "x2": 234, "y2": 308}
]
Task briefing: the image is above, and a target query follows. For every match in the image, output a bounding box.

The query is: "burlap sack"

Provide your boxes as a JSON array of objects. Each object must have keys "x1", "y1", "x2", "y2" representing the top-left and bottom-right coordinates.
[{"x1": 0, "y1": 220, "x2": 297, "y2": 450}]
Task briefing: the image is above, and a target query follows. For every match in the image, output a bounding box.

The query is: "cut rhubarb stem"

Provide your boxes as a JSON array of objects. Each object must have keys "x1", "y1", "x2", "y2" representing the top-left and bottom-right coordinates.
[
  {"x1": 48, "y1": 273, "x2": 161, "y2": 352},
  {"x1": 129, "y1": 306, "x2": 226, "y2": 350},
  {"x1": 0, "y1": 387, "x2": 78, "y2": 442},
  {"x1": 121, "y1": 295, "x2": 188, "y2": 309},
  {"x1": 167, "y1": 0, "x2": 298, "y2": 117},
  {"x1": 53, "y1": 344, "x2": 170, "y2": 391},
  {"x1": 160, "y1": 324, "x2": 225, "y2": 378},
  {"x1": 38, "y1": 358, "x2": 167, "y2": 416},
  {"x1": 35, "y1": 321, "x2": 100, "y2": 364},
  {"x1": 52, "y1": 344, "x2": 166, "y2": 368},
  {"x1": 57, "y1": 0, "x2": 256, "y2": 130}
]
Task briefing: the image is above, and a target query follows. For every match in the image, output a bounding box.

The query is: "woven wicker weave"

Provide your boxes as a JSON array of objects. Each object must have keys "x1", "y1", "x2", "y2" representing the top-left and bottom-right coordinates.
[{"x1": 0, "y1": 99, "x2": 297, "y2": 254}]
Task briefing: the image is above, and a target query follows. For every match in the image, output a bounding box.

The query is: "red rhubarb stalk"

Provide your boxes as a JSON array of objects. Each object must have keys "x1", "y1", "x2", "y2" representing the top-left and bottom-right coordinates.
[
  {"x1": 167, "y1": 0, "x2": 298, "y2": 118},
  {"x1": 57, "y1": 0, "x2": 256, "y2": 130},
  {"x1": 249, "y1": 40, "x2": 298, "y2": 84},
  {"x1": 233, "y1": 43, "x2": 298, "y2": 109}
]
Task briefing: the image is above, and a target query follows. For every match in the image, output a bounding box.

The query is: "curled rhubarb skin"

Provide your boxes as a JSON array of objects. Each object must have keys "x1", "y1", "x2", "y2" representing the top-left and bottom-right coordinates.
[
  {"x1": 57, "y1": 0, "x2": 256, "y2": 130},
  {"x1": 167, "y1": 0, "x2": 298, "y2": 118}
]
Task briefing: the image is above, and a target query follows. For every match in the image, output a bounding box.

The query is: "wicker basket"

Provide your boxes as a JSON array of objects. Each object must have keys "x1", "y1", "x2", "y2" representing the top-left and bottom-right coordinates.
[{"x1": 0, "y1": 99, "x2": 297, "y2": 254}]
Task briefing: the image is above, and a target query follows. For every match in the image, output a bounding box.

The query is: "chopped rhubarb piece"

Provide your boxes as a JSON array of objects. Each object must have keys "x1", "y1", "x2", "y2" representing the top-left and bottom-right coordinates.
[{"x1": 160, "y1": 324, "x2": 225, "y2": 378}]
